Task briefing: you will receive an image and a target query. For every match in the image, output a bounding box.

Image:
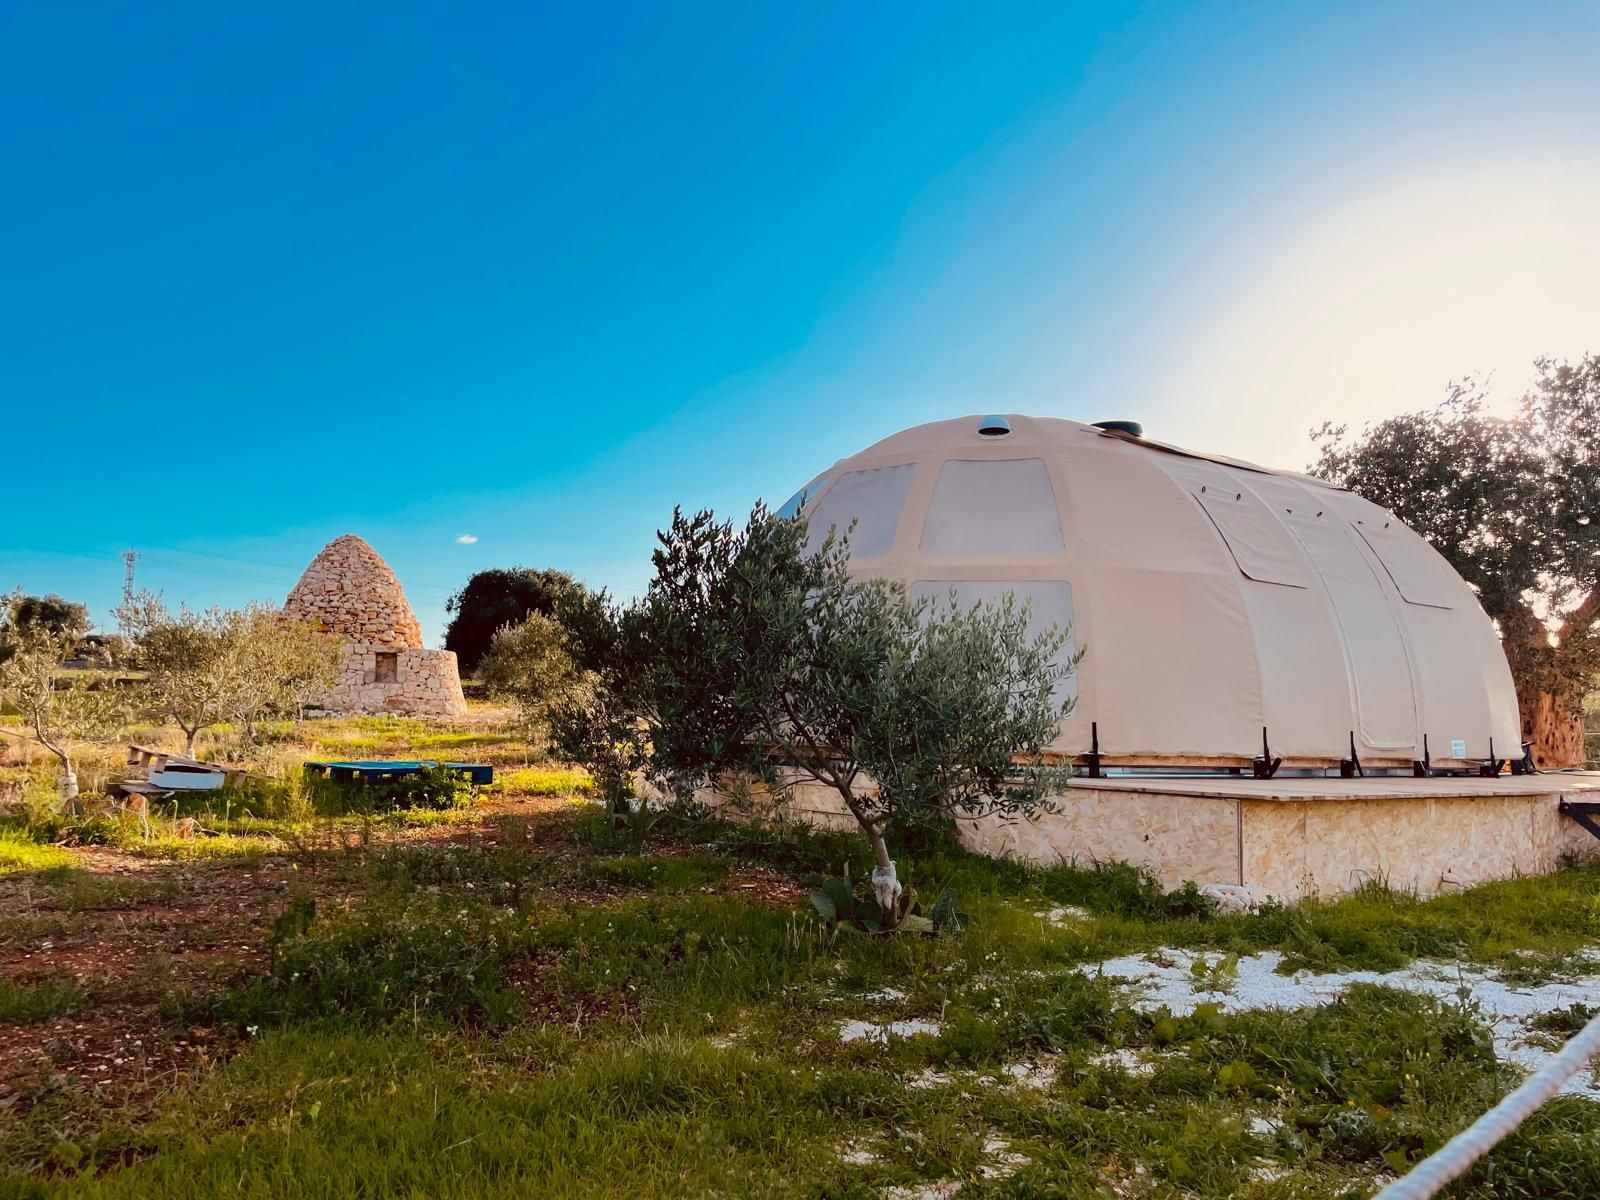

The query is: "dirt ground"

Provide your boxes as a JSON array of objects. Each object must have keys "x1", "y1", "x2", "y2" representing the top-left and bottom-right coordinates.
[{"x1": 0, "y1": 794, "x2": 806, "y2": 1115}]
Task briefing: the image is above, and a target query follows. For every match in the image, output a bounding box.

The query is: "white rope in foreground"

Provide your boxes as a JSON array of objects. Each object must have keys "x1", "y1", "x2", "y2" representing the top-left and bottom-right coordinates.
[{"x1": 1373, "y1": 1009, "x2": 1600, "y2": 1199}]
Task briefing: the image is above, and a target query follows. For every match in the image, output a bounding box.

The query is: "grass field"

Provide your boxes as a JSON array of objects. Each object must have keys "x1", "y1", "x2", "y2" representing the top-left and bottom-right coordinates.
[{"x1": 2, "y1": 712, "x2": 1600, "y2": 1198}]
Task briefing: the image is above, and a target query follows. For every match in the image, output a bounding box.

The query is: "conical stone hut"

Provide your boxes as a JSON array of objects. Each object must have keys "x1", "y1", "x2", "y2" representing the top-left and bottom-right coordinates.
[{"x1": 283, "y1": 535, "x2": 467, "y2": 718}]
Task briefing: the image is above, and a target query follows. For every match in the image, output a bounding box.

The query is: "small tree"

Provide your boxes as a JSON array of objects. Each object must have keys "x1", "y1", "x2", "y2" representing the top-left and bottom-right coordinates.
[
  {"x1": 551, "y1": 684, "x2": 652, "y2": 817},
  {"x1": 637, "y1": 507, "x2": 1078, "y2": 928},
  {"x1": 227, "y1": 606, "x2": 344, "y2": 742},
  {"x1": 0, "y1": 617, "x2": 128, "y2": 802},
  {"x1": 536, "y1": 594, "x2": 654, "y2": 816},
  {"x1": 479, "y1": 613, "x2": 589, "y2": 758},
  {"x1": 1312, "y1": 355, "x2": 1600, "y2": 768},
  {"x1": 116, "y1": 591, "x2": 244, "y2": 757}
]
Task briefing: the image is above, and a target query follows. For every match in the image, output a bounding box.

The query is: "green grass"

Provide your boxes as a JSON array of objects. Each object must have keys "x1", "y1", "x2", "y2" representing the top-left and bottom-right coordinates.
[
  {"x1": 5, "y1": 793, "x2": 1600, "y2": 1196},
  {"x1": 570, "y1": 853, "x2": 730, "y2": 891},
  {"x1": 0, "y1": 828, "x2": 75, "y2": 875},
  {"x1": 0, "y1": 975, "x2": 82, "y2": 1022},
  {"x1": 126, "y1": 833, "x2": 280, "y2": 865},
  {"x1": 495, "y1": 765, "x2": 593, "y2": 797},
  {"x1": 21, "y1": 871, "x2": 1600, "y2": 1198},
  {"x1": 39, "y1": 868, "x2": 182, "y2": 911}
]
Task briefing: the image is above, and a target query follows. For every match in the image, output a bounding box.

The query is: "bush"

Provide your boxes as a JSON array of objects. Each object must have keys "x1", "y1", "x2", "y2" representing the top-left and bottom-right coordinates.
[
  {"x1": 157, "y1": 778, "x2": 301, "y2": 820},
  {"x1": 303, "y1": 765, "x2": 476, "y2": 815},
  {"x1": 225, "y1": 893, "x2": 523, "y2": 1027}
]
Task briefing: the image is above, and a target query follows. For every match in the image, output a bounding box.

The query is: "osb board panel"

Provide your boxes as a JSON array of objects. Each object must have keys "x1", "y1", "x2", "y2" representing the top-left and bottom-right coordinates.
[
  {"x1": 692, "y1": 776, "x2": 862, "y2": 833},
  {"x1": 955, "y1": 789, "x2": 1241, "y2": 888},
  {"x1": 1240, "y1": 792, "x2": 1600, "y2": 900}
]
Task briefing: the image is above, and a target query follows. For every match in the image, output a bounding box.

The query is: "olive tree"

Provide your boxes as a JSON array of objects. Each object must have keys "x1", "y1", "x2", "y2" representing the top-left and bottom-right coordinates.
[
  {"x1": 227, "y1": 606, "x2": 344, "y2": 741},
  {"x1": 635, "y1": 506, "x2": 1078, "y2": 927},
  {"x1": 0, "y1": 617, "x2": 129, "y2": 802},
  {"x1": 1312, "y1": 355, "x2": 1599, "y2": 768},
  {"x1": 116, "y1": 592, "x2": 240, "y2": 756},
  {"x1": 116, "y1": 594, "x2": 339, "y2": 755}
]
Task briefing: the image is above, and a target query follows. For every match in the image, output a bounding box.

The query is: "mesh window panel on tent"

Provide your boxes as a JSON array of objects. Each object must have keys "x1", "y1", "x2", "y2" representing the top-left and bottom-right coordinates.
[
  {"x1": 805, "y1": 463, "x2": 916, "y2": 558},
  {"x1": 910, "y1": 579, "x2": 1078, "y2": 707},
  {"x1": 920, "y1": 459, "x2": 1064, "y2": 555},
  {"x1": 778, "y1": 469, "x2": 833, "y2": 520}
]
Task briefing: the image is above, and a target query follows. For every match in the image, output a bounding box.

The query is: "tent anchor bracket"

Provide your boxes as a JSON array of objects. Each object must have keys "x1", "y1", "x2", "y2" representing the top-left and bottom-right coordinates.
[
  {"x1": 1252, "y1": 726, "x2": 1281, "y2": 780},
  {"x1": 1413, "y1": 733, "x2": 1432, "y2": 778},
  {"x1": 1478, "y1": 736, "x2": 1507, "y2": 778},
  {"x1": 1340, "y1": 731, "x2": 1363, "y2": 779},
  {"x1": 1511, "y1": 742, "x2": 1537, "y2": 776},
  {"x1": 1083, "y1": 722, "x2": 1102, "y2": 779}
]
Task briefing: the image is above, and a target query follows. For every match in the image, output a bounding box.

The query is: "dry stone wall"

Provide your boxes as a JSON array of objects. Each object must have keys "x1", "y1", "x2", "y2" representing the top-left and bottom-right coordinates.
[
  {"x1": 283, "y1": 535, "x2": 423, "y2": 650},
  {"x1": 317, "y1": 646, "x2": 468, "y2": 718},
  {"x1": 285, "y1": 534, "x2": 467, "y2": 718}
]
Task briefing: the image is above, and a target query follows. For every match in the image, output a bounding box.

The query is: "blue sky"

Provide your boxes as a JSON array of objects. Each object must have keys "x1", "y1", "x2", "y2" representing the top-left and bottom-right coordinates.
[{"x1": 5, "y1": 1, "x2": 1598, "y2": 643}]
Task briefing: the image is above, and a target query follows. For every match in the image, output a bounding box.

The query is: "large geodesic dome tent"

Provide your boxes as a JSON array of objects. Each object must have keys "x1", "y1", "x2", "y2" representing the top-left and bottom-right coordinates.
[{"x1": 784, "y1": 414, "x2": 1522, "y2": 775}]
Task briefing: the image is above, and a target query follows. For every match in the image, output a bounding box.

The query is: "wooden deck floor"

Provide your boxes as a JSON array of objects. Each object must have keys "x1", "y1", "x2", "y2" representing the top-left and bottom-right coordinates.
[{"x1": 1069, "y1": 770, "x2": 1600, "y2": 802}]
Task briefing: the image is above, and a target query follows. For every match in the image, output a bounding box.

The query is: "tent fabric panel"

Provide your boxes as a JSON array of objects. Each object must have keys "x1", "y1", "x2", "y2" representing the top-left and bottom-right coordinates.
[
  {"x1": 805, "y1": 463, "x2": 917, "y2": 558},
  {"x1": 1321, "y1": 491, "x2": 1461, "y2": 609},
  {"x1": 1079, "y1": 566, "x2": 1263, "y2": 757},
  {"x1": 919, "y1": 458, "x2": 1065, "y2": 555},
  {"x1": 1231, "y1": 577, "x2": 1355, "y2": 760},
  {"x1": 1156, "y1": 460, "x2": 1312, "y2": 589},
  {"x1": 780, "y1": 467, "x2": 837, "y2": 519},
  {"x1": 1388, "y1": 591, "x2": 1522, "y2": 759},
  {"x1": 1348, "y1": 520, "x2": 1458, "y2": 609},
  {"x1": 1053, "y1": 439, "x2": 1235, "y2": 575},
  {"x1": 1282, "y1": 514, "x2": 1419, "y2": 751}
]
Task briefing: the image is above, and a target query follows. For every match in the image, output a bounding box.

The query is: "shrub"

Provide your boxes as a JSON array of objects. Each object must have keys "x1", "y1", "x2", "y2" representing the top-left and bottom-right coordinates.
[
  {"x1": 303, "y1": 765, "x2": 476, "y2": 815},
  {"x1": 227, "y1": 894, "x2": 523, "y2": 1027}
]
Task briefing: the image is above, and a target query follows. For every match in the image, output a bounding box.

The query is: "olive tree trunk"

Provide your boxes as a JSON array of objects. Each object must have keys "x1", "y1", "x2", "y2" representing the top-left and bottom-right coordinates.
[
  {"x1": 840, "y1": 787, "x2": 901, "y2": 928},
  {"x1": 1517, "y1": 679, "x2": 1588, "y2": 770}
]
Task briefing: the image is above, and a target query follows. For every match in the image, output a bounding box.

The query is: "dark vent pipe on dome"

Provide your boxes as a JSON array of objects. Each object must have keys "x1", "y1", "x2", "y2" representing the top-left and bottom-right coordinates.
[{"x1": 1092, "y1": 419, "x2": 1144, "y2": 437}]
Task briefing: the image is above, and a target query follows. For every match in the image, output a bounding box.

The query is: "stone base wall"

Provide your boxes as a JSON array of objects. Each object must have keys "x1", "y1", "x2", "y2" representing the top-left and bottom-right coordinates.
[
  {"x1": 699, "y1": 771, "x2": 1600, "y2": 901},
  {"x1": 958, "y1": 787, "x2": 1599, "y2": 900},
  {"x1": 1237, "y1": 792, "x2": 1597, "y2": 899},
  {"x1": 312, "y1": 645, "x2": 468, "y2": 719},
  {"x1": 955, "y1": 787, "x2": 1243, "y2": 890}
]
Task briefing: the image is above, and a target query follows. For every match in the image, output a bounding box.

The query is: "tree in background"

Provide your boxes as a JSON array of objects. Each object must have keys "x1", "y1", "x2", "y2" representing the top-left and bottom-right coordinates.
[
  {"x1": 0, "y1": 600, "x2": 129, "y2": 802},
  {"x1": 0, "y1": 593, "x2": 92, "y2": 663},
  {"x1": 479, "y1": 612, "x2": 590, "y2": 758},
  {"x1": 634, "y1": 506, "x2": 1077, "y2": 929},
  {"x1": 443, "y1": 567, "x2": 609, "y2": 676},
  {"x1": 1313, "y1": 355, "x2": 1599, "y2": 768}
]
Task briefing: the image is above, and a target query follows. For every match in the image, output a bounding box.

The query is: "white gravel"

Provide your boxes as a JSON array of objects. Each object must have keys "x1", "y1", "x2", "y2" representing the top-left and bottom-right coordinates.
[
  {"x1": 840, "y1": 1018, "x2": 943, "y2": 1043},
  {"x1": 1093, "y1": 948, "x2": 1600, "y2": 1097},
  {"x1": 1089, "y1": 1047, "x2": 1157, "y2": 1077}
]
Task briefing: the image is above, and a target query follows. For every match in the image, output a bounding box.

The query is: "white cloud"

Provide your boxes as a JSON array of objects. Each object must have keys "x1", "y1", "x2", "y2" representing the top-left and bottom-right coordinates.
[{"x1": 454, "y1": 534, "x2": 479, "y2": 545}]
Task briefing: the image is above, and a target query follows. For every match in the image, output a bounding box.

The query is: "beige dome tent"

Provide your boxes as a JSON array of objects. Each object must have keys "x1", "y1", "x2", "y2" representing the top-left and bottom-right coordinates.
[{"x1": 786, "y1": 414, "x2": 1522, "y2": 775}]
